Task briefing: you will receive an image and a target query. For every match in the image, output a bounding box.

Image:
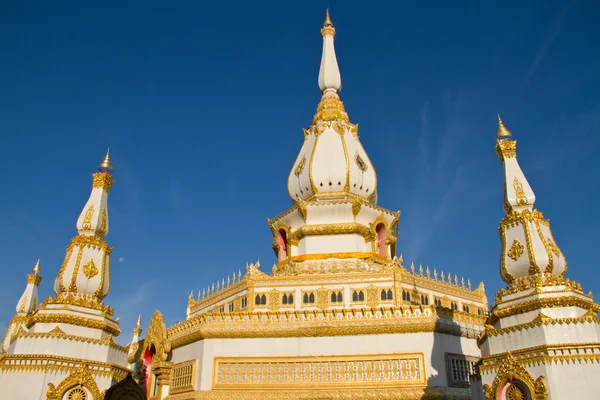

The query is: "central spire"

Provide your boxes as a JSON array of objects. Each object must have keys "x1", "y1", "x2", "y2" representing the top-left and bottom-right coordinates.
[{"x1": 318, "y1": 9, "x2": 341, "y2": 93}]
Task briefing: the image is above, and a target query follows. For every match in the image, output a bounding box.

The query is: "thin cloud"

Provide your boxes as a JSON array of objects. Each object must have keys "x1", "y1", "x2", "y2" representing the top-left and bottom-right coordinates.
[
  {"x1": 118, "y1": 257, "x2": 125, "y2": 262},
  {"x1": 525, "y1": 5, "x2": 572, "y2": 85}
]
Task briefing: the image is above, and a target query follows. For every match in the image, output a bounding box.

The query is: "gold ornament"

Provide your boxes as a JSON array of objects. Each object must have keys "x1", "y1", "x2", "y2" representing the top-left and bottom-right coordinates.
[
  {"x1": 82, "y1": 260, "x2": 98, "y2": 278},
  {"x1": 507, "y1": 240, "x2": 524, "y2": 261}
]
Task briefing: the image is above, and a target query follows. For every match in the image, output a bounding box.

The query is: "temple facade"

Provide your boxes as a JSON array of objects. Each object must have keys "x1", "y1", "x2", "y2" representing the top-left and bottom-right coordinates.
[{"x1": 1, "y1": 10, "x2": 598, "y2": 400}]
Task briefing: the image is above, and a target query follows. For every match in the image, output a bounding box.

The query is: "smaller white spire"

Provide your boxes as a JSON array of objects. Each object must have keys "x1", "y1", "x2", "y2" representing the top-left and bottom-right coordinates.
[{"x1": 318, "y1": 9, "x2": 342, "y2": 93}]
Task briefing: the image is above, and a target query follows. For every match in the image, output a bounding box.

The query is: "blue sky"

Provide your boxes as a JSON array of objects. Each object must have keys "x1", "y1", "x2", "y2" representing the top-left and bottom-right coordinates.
[{"x1": 1, "y1": 1, "x2": 599, "y2": 344}]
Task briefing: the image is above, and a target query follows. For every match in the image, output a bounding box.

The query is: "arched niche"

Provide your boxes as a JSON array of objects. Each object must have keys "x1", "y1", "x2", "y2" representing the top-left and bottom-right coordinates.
[
  {"x1": 141, "y1": 310, "x2": 171, "y2": 397},
  {"x1": 483, "y1": 352, "x2": 547, "y2": 400},
  {"x1": 46, "y1": 364, "x2": 102, "y2": 400}
]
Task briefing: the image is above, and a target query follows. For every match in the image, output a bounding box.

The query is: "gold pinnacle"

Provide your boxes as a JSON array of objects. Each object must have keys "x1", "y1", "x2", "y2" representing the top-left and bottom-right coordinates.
[
  {"x1": 324, "y1": 9, "x2": 333, "y2": 26},
  {"x1": 32, "y1": 259, "x2": 41, "y2": 275},
  {"x1": 321, "y1": 9, "x2": 336, "y2": 37},
  {"x1": 136, "y1": 315, "x2": 142, "y2": 328},
  {"x1": 497, "y1": 114, "x2": 513, "y2": 139},
  {"x1": 98, "y1": 147, "x2": 113, "y2": 173}
]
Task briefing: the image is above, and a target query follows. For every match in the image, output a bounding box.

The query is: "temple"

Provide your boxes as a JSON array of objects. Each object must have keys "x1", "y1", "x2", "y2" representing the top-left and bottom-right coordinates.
[{"x1": 1, "y1": 10, "x2": 598, "y2": 400}]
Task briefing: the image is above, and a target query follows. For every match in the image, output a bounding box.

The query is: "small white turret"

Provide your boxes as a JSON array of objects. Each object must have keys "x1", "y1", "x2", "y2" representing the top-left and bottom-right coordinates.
[
  {"x1": 54, "y1": 149, "x2": 115, "y2": 301},
  {"x1": 1, "y1": 260, "x2": 43, "y2": 352},
  {"x1": 496, "y1": 116, "x2": 567, "y2": 282}
]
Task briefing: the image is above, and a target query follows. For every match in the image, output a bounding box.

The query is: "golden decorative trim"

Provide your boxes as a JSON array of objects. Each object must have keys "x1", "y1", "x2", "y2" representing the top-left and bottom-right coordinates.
[
  {"x1": 478, "y1": 342, "x2": 600, "y2": 373},
  {"x1": 512, "y1": 177, "x2": 528, "y2": 206},
  {"x1": 480, "y1": 311, "x2": 600, "y2": 345},
  {"x1": 0, "y1": 354, "x2": 129, "y2": 382},
  {"x1": 164, "y1": 387, "x2": 443, "y2": 400},
  {"x1": 98, "y1": 208, "x2": 108, "y2": 237},
  {"x1": 10, "y1": 327, "x2": 127, "y2": 352},
  {"x1": 352, "y1": 200, "x2": 362, "y2": 219},
  {"x1": 496, "y1": 139, "x2": 517, "y2": 161},
  {"x1": 313, "y1": 92, "x2": 348, "y2": 124},
  {"x1": 27, "y1": 313, "x2": 120, "y2": 336},
  {"x1": 489, "y1": 294, "x2": 599, "y2": 323},
  {"x1": 167, "y1": 306, "x2": 484, "y2": 350},
  {"x1": 92, "y1": 172, "x2": 115, "y2": 193},
  {"x1": 483, "y1": 352, "x2": 547, "y2": 400},
  {"x1": 27, "y1": 273, "x2": 43, "y2": 286},
  {"x1": 41, "y1": 293, "x2": 115, "y2": 316},
  {"x1": 289, "y1": 222, "x2": 371, "y2": 241},
  {"x1": 189, "y1": 281, "x2": 248, "y2": 314},
  {"x1": 212, "y1": 353, "x2": 426, "y2": 389},
  {"x1": 285, "y1": 252, "x2": 385, "y2": 263},
  {"x1": 46, "y1": 364, "x2": 102, "y2": 400},
  {"x1": 506, "y1": 240, "x2": 524, "y2": 261},
  {"x1": 70, "y1": 246, "x2": 85, "y2": 291}
]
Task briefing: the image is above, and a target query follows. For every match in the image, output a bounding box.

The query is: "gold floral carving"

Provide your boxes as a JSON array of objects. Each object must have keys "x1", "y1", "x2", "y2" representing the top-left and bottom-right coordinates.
[
  {"x1": 268, "y1": 289, "x2": 281, "y2": 311},
  {"x1": 144, "y1": 310, "x2": 171, "y2": 362},
  {"x1": 27, "y1": 273, "x2": 43, "y2": 286},
  {"x1": 82, "y1": 205, "x2": 95, "y2": 230},
  {"x1": 92, "y1": 172, "x2": 115, "y2": 193},
  {"x1": 483, "y1": 352, "x2": 547, "y2": 400},
  {"x1": 512, "y1": 177, "x2": 528, "y2": 206},
  {"x1": 46, "y1": 364, "x2": 102, "y2": 400},
  {"x1": 316, "y1": 287, "x2": 329, "y2": 310},
  {"x1": 312, "y1": 92, "x2": 349, "y2": 124},
  {"x1": 295, "y1": 156, "x2": 306, "y2": 177},
  {"x1": 352, "y1": 200, "x2": 362, "y2": 219},
  {"x1": 496, "y1": 139, "x2": 517, "y2": 160},
  {"x1": 366, "y1": 285, "x2": 379, "y2": 308},
  {"x1": 82, "y1": 260, "x2": 99, "y2": 278},
  {"x1": 297, "y1": 200, "x2": 307, "y2": 221},
  {"x1": 507, "y1": 240, "x2": 524, "y2": 261},
  {"x1": 495, "y1": 273, "x2": 584, "y2": 301}
]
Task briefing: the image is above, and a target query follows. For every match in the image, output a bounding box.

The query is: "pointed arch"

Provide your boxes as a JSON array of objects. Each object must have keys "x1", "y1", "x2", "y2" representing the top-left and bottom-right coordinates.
[
  {"x1": 144, "y1": 310, "x2": 171, "y2": 363},
  {"x1": 483, "y1": 352, "x2": 547, "y2": 400},
  {"x1": 46, "y1": 364, "x2": 102, "y2": 400}
]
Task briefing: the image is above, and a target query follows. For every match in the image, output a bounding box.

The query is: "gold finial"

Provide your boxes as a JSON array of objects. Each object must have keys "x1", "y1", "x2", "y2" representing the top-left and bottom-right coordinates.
[
  {"x1": 136, "y1": 315, "x2": 142, "y2": 328},
  {"x1": 324, "y1": 9, "x2": 333, "y2": 26},
  {"x1": 32, "y1": 259, "x2": 41, "y2": 275},
  {"x1": 321, "y1": 9, "x2": 336, "y2": 37},
  {"x1": 98, "y1": 148, "x2": 113, "y2": 173},
  {"x1": 497, "y1": 114, "x2": 512, "y2": 140}
]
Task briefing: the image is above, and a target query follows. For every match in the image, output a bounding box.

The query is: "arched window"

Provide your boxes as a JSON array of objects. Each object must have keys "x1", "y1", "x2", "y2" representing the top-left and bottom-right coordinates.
[
  {"x1": 331, "y1": 292, "x2": 337, "y2": 303},
  {"x1": 303, "y1": 293, "x2": 309, "y2": 304},
  {"x1": 358, "y1": 291, "x2": 364, "y2": 302},
  {"x1": 309, "y1": 293, "x2": 315, "y2": 303},
  {"x1": 282, "y1": 294, "x2": 288, "y2": 304},
  {"x1": 353, "y1": 291, "x2": 358, "y2": 302},
  {"x1": 504, "y1": 381, "x2": 530, "y2": 400},
  {"x1": 387, "y1": 289, "x2": 393, "y2": 300},
  {"x1": 255, "y1": 295, "x2": 261, "y2": 305},
  {"x1": 241, "y1": 296, "x2": 247, "y2": 308},
  {"x1": 337, "y1": 291, "x2": 343, "y2": 303},
  {"x1": 375, "y1": 223, "x2": 387, "y2": 256},
  {"x1": 67, "y1": 387, "x2": 87, "y2": 400},
  {"x1": 381, "y1": 290, "x2": 387, "y2": 301},
  {"x1": 277, "y1": 229, "x2": 288, "y2": 261},
  {"x1": 260, "y1": 294, "x2": 267, "y2": 305},
  {"x1": 288, "y1": 293, "x2": 294, "y2": 304}
]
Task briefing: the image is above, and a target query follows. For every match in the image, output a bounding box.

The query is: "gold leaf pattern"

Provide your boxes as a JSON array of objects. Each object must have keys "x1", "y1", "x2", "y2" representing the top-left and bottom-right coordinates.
[
  {"x1": 82, "y1": 260, "x2": 98, "y2": 279},
  {"x1": 507, "y1": 240, "x2": 524, "y2": 261}
]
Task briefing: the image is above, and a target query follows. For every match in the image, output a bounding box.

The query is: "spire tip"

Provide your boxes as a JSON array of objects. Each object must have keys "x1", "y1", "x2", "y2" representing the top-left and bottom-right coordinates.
[
  {"x1": 321, "y1": 9, "x2": 336, "y2": 37},
  {"x1": 98, "y1": 148, "x2": 113, "y2": 174},
  {"x1": 136, "y1": 315, "x2": 142, "y2": 328},
  {"x1": 497, "y1": 114, "x2": 512, "y2": 140},
  {"x1": 32, "y1": 259, "x2": 41, "y2": 275}
]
